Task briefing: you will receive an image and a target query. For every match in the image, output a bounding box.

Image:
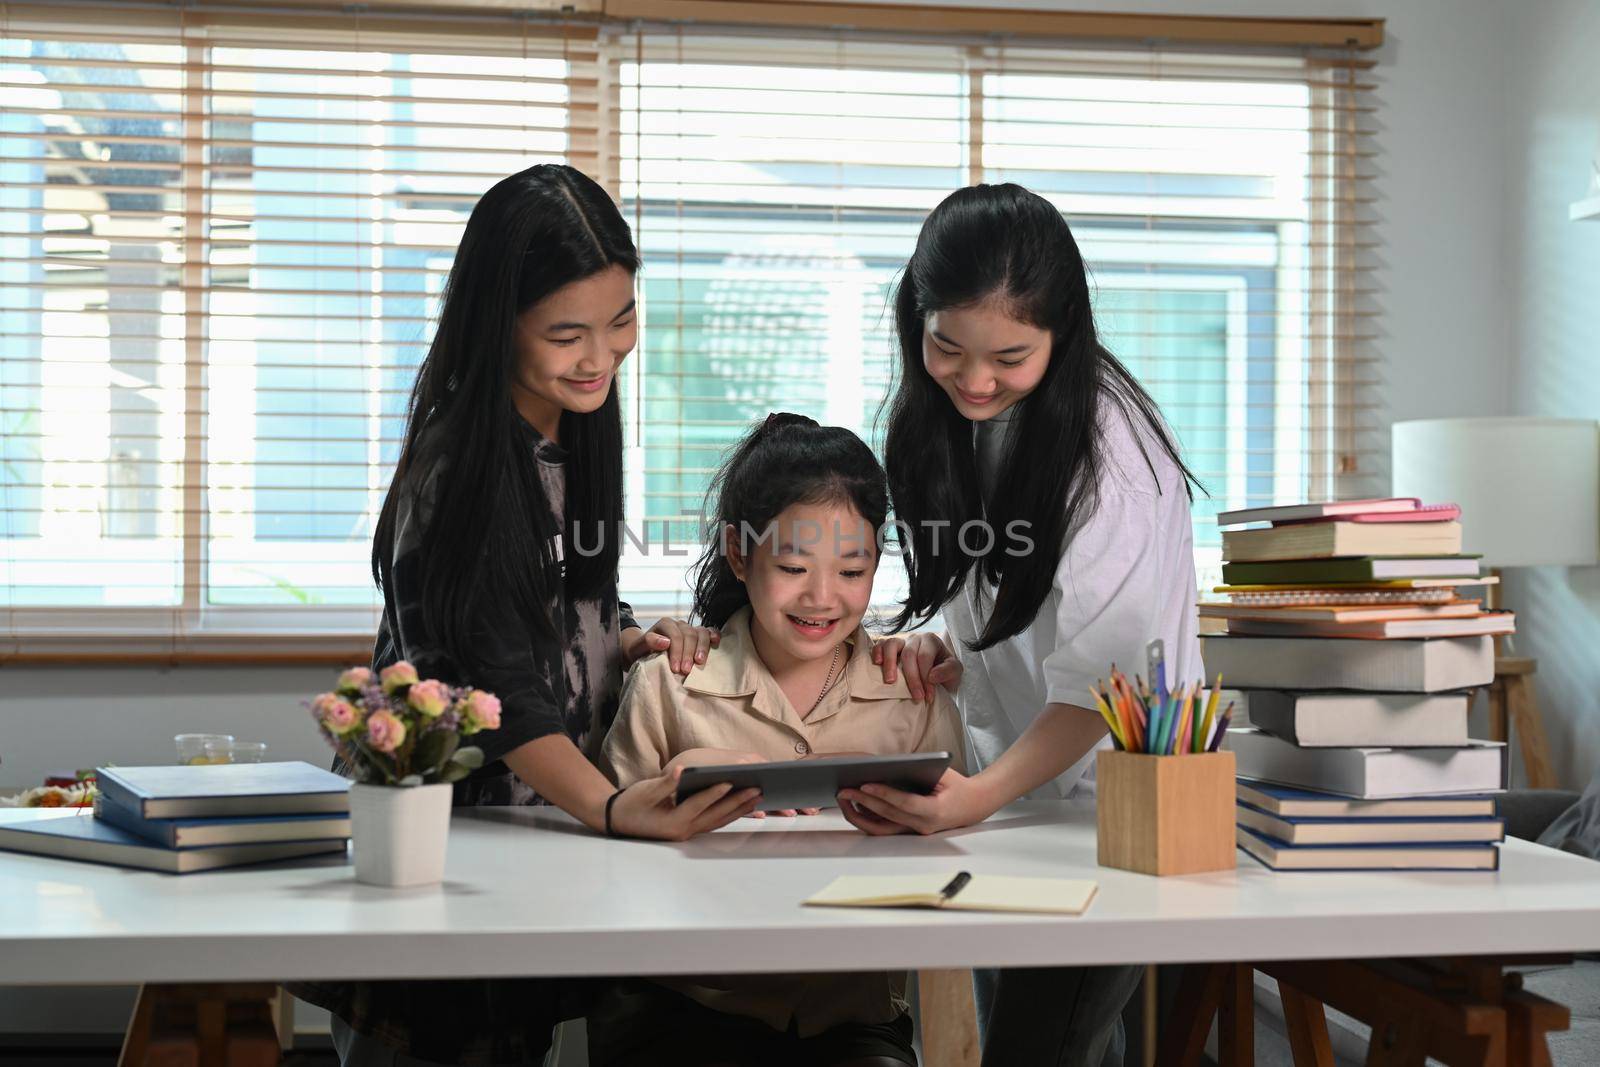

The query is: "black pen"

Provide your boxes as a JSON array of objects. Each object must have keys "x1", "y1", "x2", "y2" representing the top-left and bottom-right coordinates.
[{"x1": 939, "y1": 871, "x2": 972, "y2": 903}]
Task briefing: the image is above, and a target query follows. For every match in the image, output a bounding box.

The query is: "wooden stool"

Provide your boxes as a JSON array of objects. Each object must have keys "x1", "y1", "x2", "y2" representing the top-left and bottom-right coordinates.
[
  {"x1": 1486, "y1": 657, "x2": 1557, "y2": 789},
  {"x1": 1156, "y1": 957, "x2": 1571, "y2": 1067},
  {"x1": 120, "y1": 984, "x2": 290, "y2": 1067}
]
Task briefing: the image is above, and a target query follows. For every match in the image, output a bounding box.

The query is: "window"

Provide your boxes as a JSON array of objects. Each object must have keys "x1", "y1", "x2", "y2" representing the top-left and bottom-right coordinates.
[
  {"x1": 0, "y1": 8, "x2": 1377, "y2": 649},
  {"x1": 617, "y1": 34, "x2": 1377, "y2": 610}
]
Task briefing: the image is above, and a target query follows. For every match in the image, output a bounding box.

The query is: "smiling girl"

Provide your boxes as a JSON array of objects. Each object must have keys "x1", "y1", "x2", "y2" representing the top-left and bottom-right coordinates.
[
  {"x1": 595, "y1": 413, "x2": 963, "y2": 1067},
  {"x1": 297, "y1": 164, "x2": 758, "y2": 1067},
  {"x1": 841, "y1": 183, "x2": 1205, "y2": 1066}
]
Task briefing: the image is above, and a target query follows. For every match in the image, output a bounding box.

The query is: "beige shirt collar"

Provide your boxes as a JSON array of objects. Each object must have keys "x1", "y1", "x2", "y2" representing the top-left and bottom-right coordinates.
[{"x1": 684, "y1": 606, "x2": 912, "y2": 727}]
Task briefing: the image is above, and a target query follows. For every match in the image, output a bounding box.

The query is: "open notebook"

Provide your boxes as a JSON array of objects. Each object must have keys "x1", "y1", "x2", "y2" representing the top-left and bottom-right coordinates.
[{"x1": 805, "y1": 872, "x2": 1098, "y2": 915}]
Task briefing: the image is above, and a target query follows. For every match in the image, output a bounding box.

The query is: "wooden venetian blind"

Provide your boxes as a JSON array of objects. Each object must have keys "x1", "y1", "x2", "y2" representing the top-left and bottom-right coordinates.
[
  {"x1": 613, "y1": 27, "x2": 1379, "y2": 609},
  {"x1": 1, "y1": 1, "x2": 1378, "y2": 651},
  {"x1": 0, "y1": 5, "x2": 600, "y2": 650}
]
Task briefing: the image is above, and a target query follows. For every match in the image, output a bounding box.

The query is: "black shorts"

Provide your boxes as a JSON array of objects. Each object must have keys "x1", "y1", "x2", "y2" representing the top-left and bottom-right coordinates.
[{"x1": 587, "y1": 979, "x2": 917, "y2": 1067}]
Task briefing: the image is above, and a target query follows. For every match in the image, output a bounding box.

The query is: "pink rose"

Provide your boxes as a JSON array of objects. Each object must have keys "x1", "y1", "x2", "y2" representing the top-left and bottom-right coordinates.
[
  {"x1": 321, "y1": 698, "x2": 360, "y2": 735},
  {"x1": 461, "y1": 689, "x2": 502, "y2": 734},
  {"x1": 307, "y1": 694, "x2": 355, "y2": 735},
  {"x1": 408, "y1": 679, "x2": 450, "y2": 719},
  {"x1": 336, "y1": 666, "x2": 373, "y2": 694},
  {"x1": 366, "y1": 710, "x2": 406, "y2": 754},
  {"x1": 380, "y1": 661, "x2": 419, "y2": 694}
]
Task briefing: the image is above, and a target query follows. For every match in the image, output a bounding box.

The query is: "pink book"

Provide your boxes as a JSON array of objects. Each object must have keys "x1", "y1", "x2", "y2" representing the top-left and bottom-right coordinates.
[
  {"x1": 1278, "y1": 504, "x2": 1461, "y2": 526},
  {"x1": 1217, "y1": 498, "x2": 1421, "y2": 526}
]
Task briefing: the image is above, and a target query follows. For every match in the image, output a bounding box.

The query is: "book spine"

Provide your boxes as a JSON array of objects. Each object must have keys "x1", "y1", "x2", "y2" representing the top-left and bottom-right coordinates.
[
  {"x1": 93, "y1": 775, "x2": 150, "y2": 821},
  {"x1": 94, "y1": 793, "x2": 177, "y2": 849}
]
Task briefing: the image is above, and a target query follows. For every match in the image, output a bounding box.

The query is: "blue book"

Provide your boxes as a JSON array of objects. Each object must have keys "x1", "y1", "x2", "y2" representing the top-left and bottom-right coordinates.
[
  {"x1": 94, "y1": 791, "x2": 351, "y2": 849},
  {"x1": 1237, "y1": 800, "x2": 1503, "y2": 846},
  {"x1": 1236, "y1": 779, "x2": 1497, "y2": 819},
  {"x1": 96, "y1": 761, "x2": 351, "y2": 819},
  {"x1": 1236, "y1": 824, "x2": 1500, "y2": 871},
  {"x1": 0, "y1": 810, "x2": 348, "y2": 874}
]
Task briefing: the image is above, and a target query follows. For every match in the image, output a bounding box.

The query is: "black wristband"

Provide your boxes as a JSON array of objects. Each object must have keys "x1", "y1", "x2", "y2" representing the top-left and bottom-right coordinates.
[{"x1": 604, "y1": 788, "x2": 625, "y2": 838}]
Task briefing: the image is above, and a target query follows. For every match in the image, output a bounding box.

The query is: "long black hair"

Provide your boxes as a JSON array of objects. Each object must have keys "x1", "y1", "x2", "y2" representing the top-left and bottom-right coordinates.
[
  {"x1": 373, "y1": 164, "x2": 637, "y2": 671},
  {"x1": 692, "y1": 413, "x2": 890, "y2": 630},
  {"x1": 884, "y1": 183, "x2": 1200, "y2": 651}
]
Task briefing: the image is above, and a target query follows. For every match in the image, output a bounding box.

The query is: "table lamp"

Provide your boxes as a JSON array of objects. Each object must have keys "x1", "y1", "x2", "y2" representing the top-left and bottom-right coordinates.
[{"x1": 1392, "y1": 416, "x2": 1600, "y2": 788}]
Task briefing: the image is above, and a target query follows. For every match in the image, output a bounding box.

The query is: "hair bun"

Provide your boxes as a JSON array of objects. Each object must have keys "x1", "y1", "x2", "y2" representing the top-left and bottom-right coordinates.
[{"x1": 760, "y1": 412, "x2": 819, "y2": 436}]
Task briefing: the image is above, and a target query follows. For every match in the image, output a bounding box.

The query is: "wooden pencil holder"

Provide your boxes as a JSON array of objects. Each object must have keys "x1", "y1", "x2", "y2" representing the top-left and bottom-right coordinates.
[{"x1": 1096, "y1": 750, "x2": 1237, "y2": 876}]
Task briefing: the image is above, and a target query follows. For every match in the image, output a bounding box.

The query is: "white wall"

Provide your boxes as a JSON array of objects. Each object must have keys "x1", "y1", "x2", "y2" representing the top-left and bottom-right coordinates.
[
  {"x1": 1504, "y1": 0, "x2": 1600, "y2": 790},
  {"x1": 2, "y1": 667, "x2": 335, "y2": 791}
]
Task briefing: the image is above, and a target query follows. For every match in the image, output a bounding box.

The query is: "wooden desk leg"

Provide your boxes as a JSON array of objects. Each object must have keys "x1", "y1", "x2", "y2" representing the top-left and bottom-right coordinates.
[
  {"x1": 119, "y1": 984, "x2": 155, "y2": 1067},
  {"x1": 1217, "y1": 964, "x2": 1254, "y2": 1067},
  {"x1": 1364, "y1": 1019, "x2": 1428, "y2": 1067},
  {"x1": 1505, "y1": 674, "x2": 1557, "y2": 789},
  {"x1": 195, "y1": 995, "x2": 226, "y2": 1067},
  {"x1": 917, "y1": 969, "x2": 980, "y2": 1067},
  {"x1": 1155, "y1": 963, "x2": 1227, "y2": 1067},
  {"x1": 1504, "y1": 987, "x2": 1568, "y2": 1067},
  {"x1": 1279, "y1": 981, "x2": 1334, "y2": 1067}
]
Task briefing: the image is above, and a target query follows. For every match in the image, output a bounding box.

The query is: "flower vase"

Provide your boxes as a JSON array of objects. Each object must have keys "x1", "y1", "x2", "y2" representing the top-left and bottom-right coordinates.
[{"x1": 349, "y1": 782, "x2": 453, "y2": 887}]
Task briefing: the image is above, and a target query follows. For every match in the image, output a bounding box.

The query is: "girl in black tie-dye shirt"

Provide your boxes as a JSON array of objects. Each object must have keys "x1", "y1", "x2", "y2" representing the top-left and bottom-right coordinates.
[{"x1": 291, "y1": 165, "x2": 758, "y2": 1066}]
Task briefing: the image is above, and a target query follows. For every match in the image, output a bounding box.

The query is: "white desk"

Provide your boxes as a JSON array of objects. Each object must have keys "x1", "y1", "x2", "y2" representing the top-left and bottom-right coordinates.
[{"x1": 3, "y1": 801, "x2": 1599, "y2": 986}]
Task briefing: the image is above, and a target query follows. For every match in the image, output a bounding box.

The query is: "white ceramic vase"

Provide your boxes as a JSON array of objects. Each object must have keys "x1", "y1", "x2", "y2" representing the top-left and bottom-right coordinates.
[{"x1": 348, "y1": 781, "x2": 453, "y2": 887}]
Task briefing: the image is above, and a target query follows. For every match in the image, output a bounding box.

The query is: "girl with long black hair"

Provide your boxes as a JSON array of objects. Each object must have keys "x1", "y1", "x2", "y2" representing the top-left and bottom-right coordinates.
[
  {"x1": 838, "y1": 183, "x2": 1205, "y2": 1066},
  {"x1": 294, "y1": 164, "x2": 761, "y2": 1067}
]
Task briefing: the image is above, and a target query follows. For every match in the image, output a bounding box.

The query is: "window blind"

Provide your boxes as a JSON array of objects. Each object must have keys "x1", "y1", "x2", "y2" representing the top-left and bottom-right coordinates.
[
  {"x1": 1, "y1": 4, "x2": 1378, "y2": 651},
  {"x1": 615, "y1": 27, "x2": 1379, "y2": 610},
  {"x1": 1, "y1": 6, "x2": 601, "y2": 649}
]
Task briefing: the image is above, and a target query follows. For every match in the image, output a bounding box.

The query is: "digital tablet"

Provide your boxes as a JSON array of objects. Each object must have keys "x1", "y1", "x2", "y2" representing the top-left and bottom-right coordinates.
[{"x1": 674, "y1": 752, "x2": 952, "y2": 811}]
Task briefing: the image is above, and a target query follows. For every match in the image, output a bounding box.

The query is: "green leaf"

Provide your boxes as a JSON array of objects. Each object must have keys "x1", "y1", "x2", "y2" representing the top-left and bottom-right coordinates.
[
  {"x1": 452, "y1": 746, "x2": 485, "y2": 770},
  {"x1": 398, "y1": 774, "x2": 424, "y2": 787},
  {"x1": 350, "y1": 739, "x2": 399, "y2": 784},
  {"x1": 411, "y1": 729, "x2": 457, "y2": 775},
  {"x1": 435, "y1": 761, "x2": 473, "y2": 784}
]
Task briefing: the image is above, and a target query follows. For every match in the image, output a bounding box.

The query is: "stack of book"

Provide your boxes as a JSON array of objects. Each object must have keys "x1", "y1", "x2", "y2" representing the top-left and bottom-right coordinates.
[
  {"x1": 0, "y1": 762, "x2": 351, "y2": 874},
  {"x1": 1201, "y1": 497, "x2": 1509, "y2": 871}
]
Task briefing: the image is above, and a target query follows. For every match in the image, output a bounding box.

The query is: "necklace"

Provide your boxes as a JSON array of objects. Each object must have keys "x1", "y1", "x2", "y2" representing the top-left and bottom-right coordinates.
[{"x1": 807, "y1": 643, "x2": 844, "y2": 715}]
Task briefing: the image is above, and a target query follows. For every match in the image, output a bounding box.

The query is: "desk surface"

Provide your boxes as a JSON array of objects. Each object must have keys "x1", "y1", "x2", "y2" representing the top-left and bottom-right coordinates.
[{"x1": 3, "y1": 802, "x2": 1599, "y2": 986}]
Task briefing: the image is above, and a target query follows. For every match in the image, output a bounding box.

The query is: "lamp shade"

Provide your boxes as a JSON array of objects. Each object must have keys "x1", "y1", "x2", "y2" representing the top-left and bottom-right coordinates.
[{"x1": 1391, "y1": 417, "x2": 1600, "y2": 567}]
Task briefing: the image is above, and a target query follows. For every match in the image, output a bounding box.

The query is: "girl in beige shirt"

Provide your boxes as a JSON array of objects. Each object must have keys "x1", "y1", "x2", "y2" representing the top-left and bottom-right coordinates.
[{"x1": 594, "y1": 413, "x2": 963, "y2": 1067}]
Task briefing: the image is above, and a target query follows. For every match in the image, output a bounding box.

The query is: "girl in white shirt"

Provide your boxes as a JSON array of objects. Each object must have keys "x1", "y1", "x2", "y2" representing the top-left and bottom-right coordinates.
[{"x1": 839, "y1": 182, "x2": 1204, "y2": 1066}]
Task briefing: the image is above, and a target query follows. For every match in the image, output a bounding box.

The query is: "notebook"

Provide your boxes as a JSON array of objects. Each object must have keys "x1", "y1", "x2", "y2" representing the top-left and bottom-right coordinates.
[
  {"x1": 1235, "y1": 780, "x2": 1498, "y2": 819},
  {"x1": 805, "y1": 873, "x2": 1098, "y2": 915},
  {"x1": 1200, "y1": 601, "x2": 1481, "y2": 623},
  {"x1": 1236, "y1": 825, "x2": 1500, "y2": 871},
  {"x1": 1221, "y1": 521, "x2": 1463, "y2": 562},
  {"x1": 1224, "y1": 613, "x2": 1514, "y2": 640},
  {"x1": 1235, "y1": 803, "x2": 1504, "y2": 846},
  {"x1": 95, "y1": 791, "x2": 351, "y2": 849},
  {"x1": 1200, "y1": 633, "x2": 1494, "y2": 691},
  {"x1": 1221, "y1": 558, "x2": 1483, "y2": 585},
  {"x1": 96, "y1": 762, "x2": 352, "y2": 819},
  {"x1": 1244, "y1": 690, "x2": 1470, "y2": 748},
  {"x1": 1216, "y1": 498, "x2": 1423, "y2": 526},
  {"x1": 0, "y1": 809, "x2": 348, "y2": 874},
  {"x1": 1227, "y1": 728, "x2": 1505, "y2": 799}
]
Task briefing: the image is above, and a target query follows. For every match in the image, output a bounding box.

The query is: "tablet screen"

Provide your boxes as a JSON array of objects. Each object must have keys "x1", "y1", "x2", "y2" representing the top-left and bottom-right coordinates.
[{"x1": 673, "y1": 752, "x2": 951, "y2": 811}]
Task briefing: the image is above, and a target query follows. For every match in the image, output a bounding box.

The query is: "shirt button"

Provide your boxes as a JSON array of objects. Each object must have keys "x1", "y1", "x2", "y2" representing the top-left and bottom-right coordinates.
[{"x1": 795, "y1": 741, "x2": 809, "y2": 755}]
